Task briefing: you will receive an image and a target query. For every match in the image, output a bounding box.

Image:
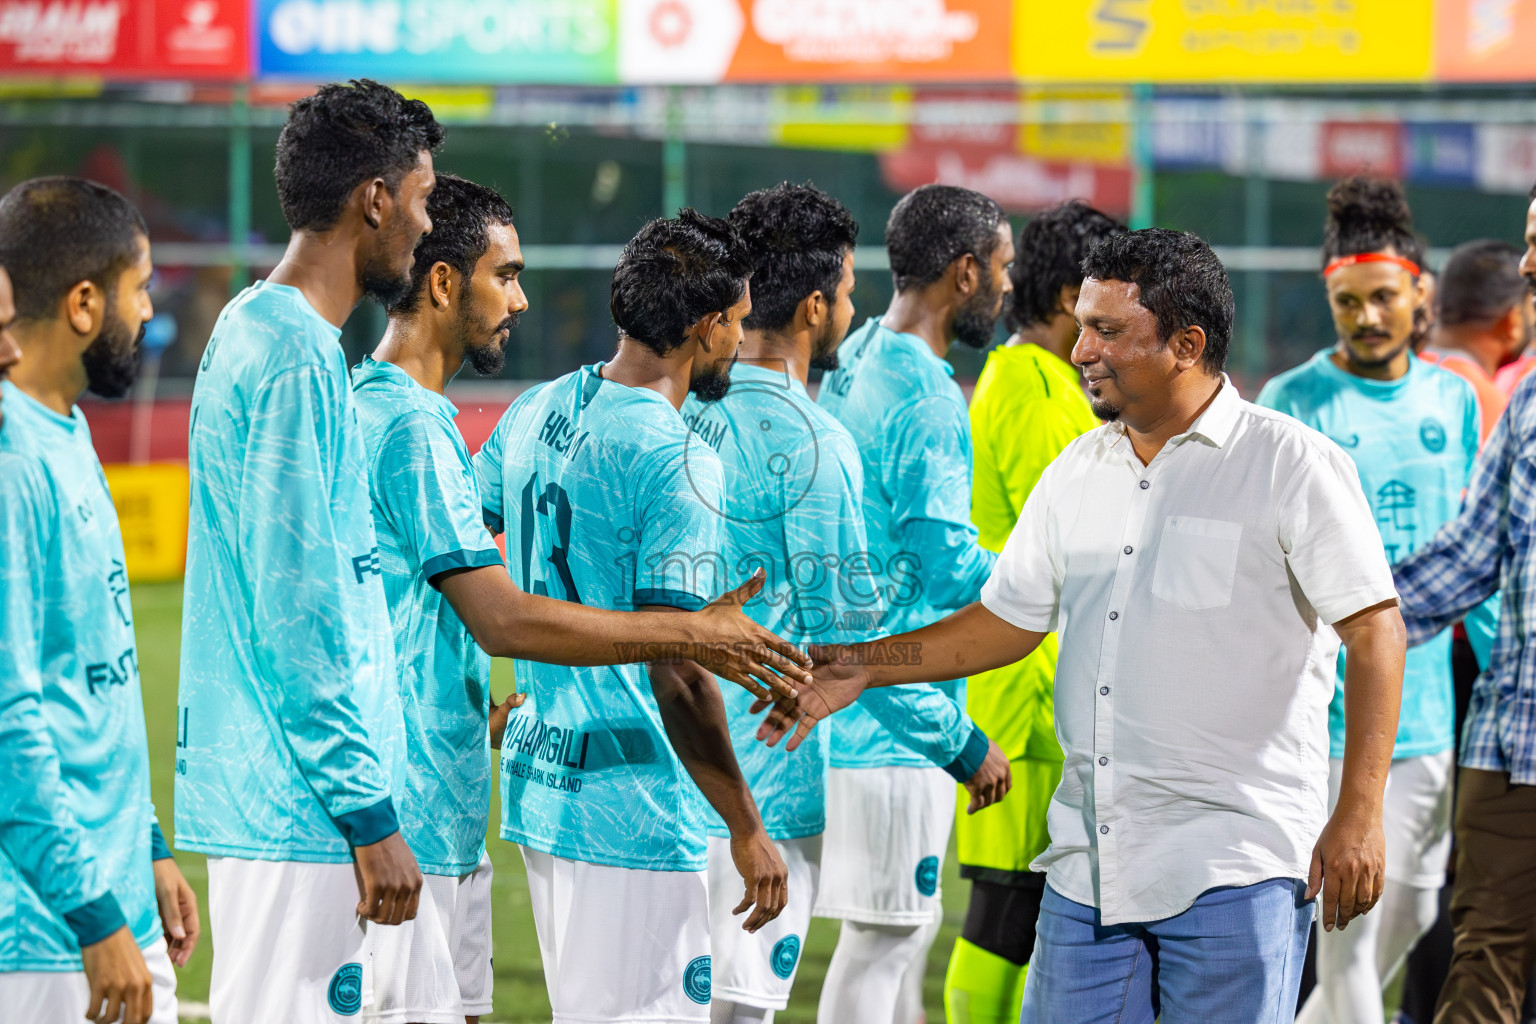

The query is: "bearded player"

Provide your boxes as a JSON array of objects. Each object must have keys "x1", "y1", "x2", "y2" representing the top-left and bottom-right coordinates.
[
  {"x1": 680, "y1": 182, "x2": 1010, "y2": 1024},
  {"x1": 473, "y1": 210, "x2": 787, "y2": 1024},
  {"x1": 355, "y1": 177, "x2": 808, "y2": 1024},
  {"x1": 815, "y1": 184, "x2": 1014, "y2": 1024},
  {"x1": 0, "y1": 177, "x2": 200, "y2": 1024}
]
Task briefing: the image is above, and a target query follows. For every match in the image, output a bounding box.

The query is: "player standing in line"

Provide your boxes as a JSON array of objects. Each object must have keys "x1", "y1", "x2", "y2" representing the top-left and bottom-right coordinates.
[
  {"x1": 0, "y1": 178, "x2": 200, "y2": 1024},
  {"x1": 176, "y1": 81, "x2": 439, "y2": 1024},
  {"x1": 814, "y1": 184, "x2": 1013, "y2": 1024},
  {"x1": 943, "y1": 200, "x2": 1125, "y2": 1024},
  {"x1": 354, "y1": 176, "x2": 808, "y2": 1024},
  {"x1": 678, "y1": 182, "x2": 1011, "y2": 1024},
  {"x1": 1256, "y1": 178, "x2": 1476, "y2": 1024},
  {"x1": 473, "y1": 210, "x2": 787, "y2": 1024}
]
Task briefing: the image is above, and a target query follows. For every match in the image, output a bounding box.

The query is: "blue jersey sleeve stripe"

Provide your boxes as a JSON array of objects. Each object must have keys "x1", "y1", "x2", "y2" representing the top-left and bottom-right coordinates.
[
  {"x1": 149, "y1": 822, "x2": 172, "y2": 861},
  {"x1": 942, "y1": 724, "x2": 991, "y2": 783},
  {"x1": 633, "y1": 588, "x2": 709, "y2": 612},
  {"x1": 63, "y1": 893, "x2": 127, "y2": 948},
  {"x1": 423, "y1": 548, "x2": 505, "y2": 589},
  {"x1": 333, "y1": 797, "x2": 400, "y2": 848},
  {"x1": 482, "y1": 508, "x2": 505, "y2": 535}
]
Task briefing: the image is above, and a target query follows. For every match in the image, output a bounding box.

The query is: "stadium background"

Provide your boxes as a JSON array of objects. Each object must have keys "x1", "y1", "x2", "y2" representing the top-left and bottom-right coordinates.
[{"x1": 7, "y1": 0, "x2": 1536, "y2": 1018}]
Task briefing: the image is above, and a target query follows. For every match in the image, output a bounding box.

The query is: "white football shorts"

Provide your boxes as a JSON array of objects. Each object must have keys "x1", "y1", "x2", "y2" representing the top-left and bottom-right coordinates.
[
  {"x1": 365, "y1": 853, "x2": 494, "y2": 1023},
  {"x1": 521, "y1": 846, "x2": 711, "y2": 1023},
  {"x1": 0, "y1": 934, "x2": 177, "y2": 1024},
  {"x1": 706, "y1": 833, "x2": 820, "y2": 1010},
  {"x1": 814, "y1": 765, "x2": 955, "y2": 926}
]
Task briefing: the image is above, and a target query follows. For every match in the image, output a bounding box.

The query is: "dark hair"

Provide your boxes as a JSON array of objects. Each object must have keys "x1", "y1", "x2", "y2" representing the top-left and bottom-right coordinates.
[
  {"x1": 387, "y1": 174, "x2": 514, "y2": 316},
  {"x1": 885, "y1": 184, "x2": 1006, "y2": 292},
  {"x1": 610, "y1": 208, "x2": 752, "y2": 356},
  {"x1": 1438, "y1": 239, "x2": 1526, "y2": 326},
  {"x1": 1322, "y1": 176, "x2": 1425, "y2": 271},
  {"x1": 1081, "y1": 228, "x2": 1234, "y2": 375},
  {"x1": 274, "y1": 79, "x2": 445, "y2": 232},
  {"x1": 728, "y1": 182, "x2": 858, "y2": 333},
  {"x1": 0, "y1": 176, "x2": 147, "y2": 320},
  {"x1": 1008, "y1": 200, "x2": 1126, "y2": 332}
]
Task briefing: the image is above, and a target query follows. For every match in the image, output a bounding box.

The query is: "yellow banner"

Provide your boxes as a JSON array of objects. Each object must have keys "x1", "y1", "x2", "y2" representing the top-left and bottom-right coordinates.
[
  {"x1": 1014, "y1": 0, "x2": 1433, "y2": 83},
  {"x1": 103, "y1": 463, "x2": 189, "y2": 583},
  {"x1": 770, "y1": 86, "x2": 912, "y2": 153},
  {"x1": 1019, "y1": 88, "x2": 1129, "y2": 165}
]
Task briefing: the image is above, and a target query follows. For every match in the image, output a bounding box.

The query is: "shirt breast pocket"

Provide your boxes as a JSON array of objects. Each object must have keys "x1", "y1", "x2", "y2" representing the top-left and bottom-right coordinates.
[{"x1": 1151, "y1": 516, "x2": 1243, "y2": 611}]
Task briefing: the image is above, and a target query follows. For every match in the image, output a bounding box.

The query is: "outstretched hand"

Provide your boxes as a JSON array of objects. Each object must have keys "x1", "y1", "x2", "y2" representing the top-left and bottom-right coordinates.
[
  {"x1": 690, "y1": 569, "x2": 812, "y2": 702},
  {"x1": 751, "y1": 644, "x2": 873, "y2": 751}
]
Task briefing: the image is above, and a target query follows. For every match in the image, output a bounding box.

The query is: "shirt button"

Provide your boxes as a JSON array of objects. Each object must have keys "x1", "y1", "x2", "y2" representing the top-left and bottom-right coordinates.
[
  {"x1": 1100, "y1": 825, "x2": 1110, "y2": 834},
  {"x1": 1100, "y1": 686, "x2": 1110, "y2": 695},
  {"x1": 1099, "y1": 756, "x2": 1109, "y2": 766},
  {"x1": 1108, "y1": 611, "x2": 1119, "y2": 620},
  {"x1": 1124, "y1": 545, "x2": 1133, "y2": 555},
  {"x1": 1139, "y1": 480, "x2": 1150, "y2": 490}
]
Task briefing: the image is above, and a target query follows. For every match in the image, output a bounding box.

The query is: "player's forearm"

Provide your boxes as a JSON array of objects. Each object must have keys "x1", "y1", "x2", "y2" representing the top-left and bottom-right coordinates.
[
  {"x1": 1334, "y1": 601, "x2": 1407, "y2": 817},
  {"x1": 836, "y1": 602, "x2": 1045, "y2": 688},
  {"x1": 445, "y1": 568, "x2": 708, "y2": 665},
  {"x1": 649, "y1": 661, "x2": 765, "y2": 840}
]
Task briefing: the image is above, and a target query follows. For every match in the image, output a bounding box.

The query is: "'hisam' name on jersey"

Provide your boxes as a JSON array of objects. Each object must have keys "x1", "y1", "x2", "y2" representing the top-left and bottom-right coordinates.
[
  {"x1": 680, "y1": 410, "x2": 726, "y2": 452},
  {"x1": 503, "y1": 714, "x2": 592, "y2": 771},
  {"x1": 537, "y1": 409, "x2": 591, "y2": 460},
  {"x1": 86, "y1": 647, "x2": 139, "y2": 695}
]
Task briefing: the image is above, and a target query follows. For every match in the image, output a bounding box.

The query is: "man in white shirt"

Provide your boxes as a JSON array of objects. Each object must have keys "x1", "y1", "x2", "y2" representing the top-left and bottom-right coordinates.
[{"x1": 758, "y1": 228, "x2": 1407, "y2": 1023}]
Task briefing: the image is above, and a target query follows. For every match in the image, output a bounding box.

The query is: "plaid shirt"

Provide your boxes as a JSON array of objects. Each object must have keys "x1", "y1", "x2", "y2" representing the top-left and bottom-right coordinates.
[{"x1": 1395, "y1": 376, "x2": 1536, "y2": 783}]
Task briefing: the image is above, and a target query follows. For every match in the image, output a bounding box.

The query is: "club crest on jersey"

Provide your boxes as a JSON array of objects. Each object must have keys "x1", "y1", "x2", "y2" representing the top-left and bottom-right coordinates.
[
  {"x1": 328, "y1": 962, "x2": 363, "y2": 1015},
  {"x1": 683, "y1": 954, "x2": 711, "y2": 1004},
  {"x1": 915, "y1": 855, "x2": 940, "y2": 897},
  {"x1": 1420, "y1": 418, "x2": 1447, "y2": 453},
  {"x1": 771, "y1": 935, "x2": 801, "y2": 980}
]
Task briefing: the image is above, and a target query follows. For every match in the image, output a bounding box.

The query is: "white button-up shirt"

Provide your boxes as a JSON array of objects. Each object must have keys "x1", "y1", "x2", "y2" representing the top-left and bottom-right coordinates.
[{"x1": 981, "y1": 379, "x2": 1396, "y2": 925}]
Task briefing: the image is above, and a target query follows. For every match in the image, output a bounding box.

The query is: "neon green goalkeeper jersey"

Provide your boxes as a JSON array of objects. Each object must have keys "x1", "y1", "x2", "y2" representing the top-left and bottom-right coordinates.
[{"x1": 959, "y1": 342, "x2": 1099, "y2": 873}]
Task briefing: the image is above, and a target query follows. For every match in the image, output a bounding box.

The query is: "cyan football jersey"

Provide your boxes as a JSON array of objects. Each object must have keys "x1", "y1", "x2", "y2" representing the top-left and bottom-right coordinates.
[
  {"x1": 0, "y1": 383, "x2": 158, "y2": 970},
  {"x1": 177, "y1": 282, "x2": 405, "y2": 862},
  {"x1": 474, "y1": 364, "x2": 726, "y2": 871},
  {"x1": 353, "y1": 357, "x2": 504, "y2": 876},
  {"x1": 817, "y1": 319, "x2": 998, "y2": 769},
  {"x1": 681, "y1": 363, "x2": 989, "y2": 840},
  {"x1": 1257, "y1": 350, "x2": 1479, "y2": 759}
]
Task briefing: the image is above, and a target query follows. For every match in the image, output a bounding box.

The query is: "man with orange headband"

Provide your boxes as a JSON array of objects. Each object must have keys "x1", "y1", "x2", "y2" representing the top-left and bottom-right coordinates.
[{"x1": 1258, "y1": 177, "x2": 1479, "y2": 1024}]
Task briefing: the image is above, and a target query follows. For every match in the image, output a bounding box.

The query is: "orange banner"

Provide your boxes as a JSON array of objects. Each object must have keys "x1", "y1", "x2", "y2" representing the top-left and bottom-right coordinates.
[
  {"x1": 724, "y1": 0, "x2": 1013, "y2": 82},
  {"x1": 1436, "y1": 0, "x2": 1536, "y2": 81}
]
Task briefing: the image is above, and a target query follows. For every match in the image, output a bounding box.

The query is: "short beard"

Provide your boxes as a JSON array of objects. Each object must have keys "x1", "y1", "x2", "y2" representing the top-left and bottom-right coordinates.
[
  {"x1": 463, "y1": 310, "x2": 518, "y2": 377},
  {"x1": 359, "y1": 223, "x2": 416, "y2": 309},
  {"x1": 82, "y1": 304, "x2": 144, "y2": 399},
  {"x1": 1342, "y1": 333, "x2": 1412, "y2": 370},
  {"x1": 690, "y1": 359, "x2": 734, "y2": 403},
  {"x1": 952, "y1": 280, "x2": 1001, "y2": 350},
  {"x1": 809, "y1": 321, "x2": 841, "y2": 372},
  {"x1": 1090, "y1": 396, "x2": 1121, "y2": 422}
]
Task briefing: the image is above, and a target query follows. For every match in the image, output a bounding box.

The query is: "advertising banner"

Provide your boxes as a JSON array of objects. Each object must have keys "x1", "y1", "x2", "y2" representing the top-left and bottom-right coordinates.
[
  {"x1": 255, "y1": 0, "x2": 618, "y2": 82},
  {"x1": 617, "y1": 0, "x2": 1013, "y2": 83},
  {"x1": 1436, "y1": 0, "x2": 1536, "y2": 82},
  {"x1": 0, "y1": 0, "x2": 248, "y2": 77},
  {"x1": 1013, "y1": 0, "x2": 1433, "y2": 83}
]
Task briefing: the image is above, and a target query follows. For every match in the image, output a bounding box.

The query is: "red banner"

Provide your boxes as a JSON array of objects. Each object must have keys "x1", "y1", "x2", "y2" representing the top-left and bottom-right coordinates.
[
  {"x1": 0, "y1": 0, "x2": 249, "y2": 78},
  {"x1": 880, "y1": 146, "x2": 1132, "y2": 216}
]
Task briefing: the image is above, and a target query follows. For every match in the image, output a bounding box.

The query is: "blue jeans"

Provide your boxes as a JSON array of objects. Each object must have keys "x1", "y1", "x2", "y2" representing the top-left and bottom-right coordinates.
[{"x1": 1021, "y1": 878, "x2": 1315, "y2": 1024}]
